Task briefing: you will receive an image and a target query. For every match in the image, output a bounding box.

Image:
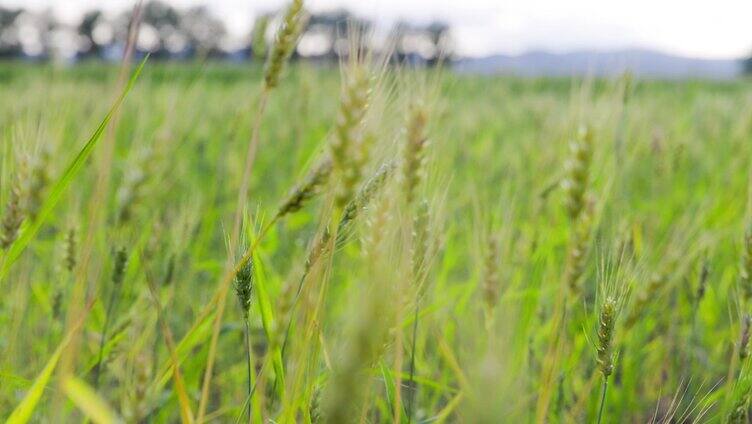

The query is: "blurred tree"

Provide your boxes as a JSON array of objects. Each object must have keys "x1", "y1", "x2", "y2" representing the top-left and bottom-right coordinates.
[
  {"x1": 0, "y1": 7, "x2": 22, "y2": 58},
  {"x1": 425, "y1": 21, "x2": 452, "y2": 65},
  {"x1": 0, "y1": 8, "x2": 57, "y2": 59},
  {"x1": 391, "y1": 20, "x2": 451, "y2": 66},
  {"x1": 179, "y1": 6, "x2": 226, "y2": 58},
  {"x1": 301, "y1": 10, "x2": 371, "y2": 60},
  {"x1": 744, "y1": 53, "x2": 752, "y2": 75},
  {"x1": 127, "y1": 0, "x2": 181, "y2": 58},
  {"x1": 0, "y1": 4, "x2": 452, "y2": 64},
  {"x1": 34, "y1": 9, "x2": 59, "y2": 59},
  {"x1": 78, "y1": 10, "x2": 107, "y2": 58}
]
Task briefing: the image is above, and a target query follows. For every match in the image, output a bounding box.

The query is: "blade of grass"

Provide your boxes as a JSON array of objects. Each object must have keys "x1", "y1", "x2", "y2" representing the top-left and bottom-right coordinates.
[
  {"x1": 6, "y1": 301, "x2": 93, "y2": 424},
  {"x1": 0, "y1": 55, "x2": 149, "y2": 283},
  {"x1": 154, "y1": 309, "x2": 215, "y2": 390},
  {"x1": 61, "y1": 376, "x2": 121, "y2": 424},
  {"x1": 252, "y1": 243, "x2": 286, "y2": 398}
]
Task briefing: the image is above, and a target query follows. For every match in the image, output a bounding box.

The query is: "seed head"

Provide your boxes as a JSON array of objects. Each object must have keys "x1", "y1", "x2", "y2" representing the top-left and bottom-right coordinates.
[
  {"x1": 301, "y1": 163, "x2": 393, "y2": 277},
  {"x1": 276, "y1": 157, "x2": 332, "y2": 219},
  {"x1": 330, "y1": 64, "x2": 372, "y2": 210},
  {"x1": 234, "y1": 257, "x2": 254, "y2": 319},
  {"x1": 336, "y1": 162, "x2": 394, "y2": 246},
  {"x1": 741, "y1": 314, "x2": 751, "y2": 361},
  {"x1": 1, "y1": 173, "x2": 24, "y2": 249},
  {"x1": 264, "y1": 0, "x2": 305, "y2": 89},
  {"x1": 482, "y1": 236, "x2": 500, "y2": 315},
  {"x1": 112, "y1": 247, "x2": 128, "y2": 287},
  {"x1": 741, "y1": 224, "x2": 752, "y2": 301},
  {"x1": 401, "y1": 103, "x2": 429, "y2": 207},
  {"x1": 727, "y1": 379, "x2": 752, "y2": 424},
  {"x1": 63, "y1": 227, "x2": 76, "y2": 272},
  {"x1": 304, "y1": 229, "x2": 331, "y2": 275},
  {"x1": 561, "y1": 125, "x2": 593, "y2": 221},
  {"x1": 24, "y1": 149, "x2": 50, "y2": 221},
  {"x1": 596, "y1": 297, "x2": 616, "y2": 378}
]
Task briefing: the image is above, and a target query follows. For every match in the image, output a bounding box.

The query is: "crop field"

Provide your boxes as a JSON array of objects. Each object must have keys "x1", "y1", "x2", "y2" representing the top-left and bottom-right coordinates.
[{"x1": 1, "y1": 54, "x2": 752, "y2": 423}]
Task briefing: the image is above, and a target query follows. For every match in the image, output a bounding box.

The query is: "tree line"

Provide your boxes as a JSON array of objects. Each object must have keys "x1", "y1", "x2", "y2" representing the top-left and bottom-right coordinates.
[{"x1": 0, "y1": 1, "x2": 451, "y2": 65}]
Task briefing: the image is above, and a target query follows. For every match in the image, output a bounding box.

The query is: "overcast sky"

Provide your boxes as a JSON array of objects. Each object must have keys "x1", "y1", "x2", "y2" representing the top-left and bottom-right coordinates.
[{"x1": 5, "y1": 0, "x2": 752, "y2": 59}]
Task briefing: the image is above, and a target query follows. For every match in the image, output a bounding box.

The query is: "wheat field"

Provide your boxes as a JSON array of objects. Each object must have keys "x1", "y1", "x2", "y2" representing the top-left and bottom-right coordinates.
[{"x1": 1, "y1": 39, "x2": 752, "y2": 423}]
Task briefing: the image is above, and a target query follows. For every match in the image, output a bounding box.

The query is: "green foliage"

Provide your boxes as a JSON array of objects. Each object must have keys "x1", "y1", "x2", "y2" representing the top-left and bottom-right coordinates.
[{"x1": 1, "y1": 61, "x2": 751, "y2": 422}]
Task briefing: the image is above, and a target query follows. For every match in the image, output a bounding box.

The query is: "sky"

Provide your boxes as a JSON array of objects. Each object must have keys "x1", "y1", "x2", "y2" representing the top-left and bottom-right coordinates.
[{"x1": 5, "y1": 0, "x2": 752, "y2": 59}]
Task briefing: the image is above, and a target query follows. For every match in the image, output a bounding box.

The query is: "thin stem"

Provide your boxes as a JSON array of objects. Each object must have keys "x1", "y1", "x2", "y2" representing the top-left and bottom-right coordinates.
[
  {"x1": 92, "y1": 283, "x2": 120, "y2": 387},
  {"x1": 535, "y1": 277, "x2": 570, "y2": 421},
  {"x1": 244, "y1": 319, "x2": 253, "y2": 424},
  {"x1": 393, "y1": 304, "x2": 404, "y2": 423},
  {"x1": 406, "y1": 300, "x2": 420, "y2": 424},
  {"x1": 596, "y1": 377, "x2": 609, "y2": 424}
]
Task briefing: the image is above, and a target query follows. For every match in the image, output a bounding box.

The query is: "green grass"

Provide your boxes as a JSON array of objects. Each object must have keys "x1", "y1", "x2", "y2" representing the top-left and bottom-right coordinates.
[{"x1": 1, "y1": 61, "x2": 752, "y2": 422}]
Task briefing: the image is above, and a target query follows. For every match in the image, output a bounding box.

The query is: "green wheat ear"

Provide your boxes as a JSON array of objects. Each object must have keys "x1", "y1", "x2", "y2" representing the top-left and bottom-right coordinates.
[
  {"x1": 401, "y1": 102, "x2": 429, "y2": 207},
  {"x1": 24, "y1": 148, "x2": 51, "y2": 221},
  {"x1": 561, "y1": 125, "x2": 593, "y2": 221},
  {"x1": 1, "y1": 168, "x2": 25, "y2": 249},
  {"x1": 112, "y1": 247, "x2": 128, "y2": 287},
  {"x1": 740, "y1": 314, "x2": 752, "y2": 361},
  {"x1": 596, "y1": 297, "x2": 616, "y2": 377},
  {"x1": 330, "y1": 62, "x2": 373, "y2": 211},
  {"x1": 264, "y1": 0, "x2": 305, "y2": 90},
  {"x1": 482, "y1": 235, "x2": 501, "y2": 318},
  {"x1": 336, "y1": 162, "x2": 394, "y2": 246},
  {"x1": 275, "y1": 156, "x2": 333, "y2": 220},
  {"x1": 727, "y1": 373, "x2": 752, "y2": 423},
  {"x1": 63, "y1": 227, "x2": 77, "y2": 272},
  {"x1": 740, "y1": 223, "x2": 752, "y2": 301},
  {"x1": 234, "y1": 255, "x2": 254, "y2": 319}
]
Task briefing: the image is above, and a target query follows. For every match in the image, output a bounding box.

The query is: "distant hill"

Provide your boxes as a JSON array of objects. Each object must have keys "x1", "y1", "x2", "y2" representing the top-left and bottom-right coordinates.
[{"x1": 454, "y1": 49, "x2": 743, "y2": 79}]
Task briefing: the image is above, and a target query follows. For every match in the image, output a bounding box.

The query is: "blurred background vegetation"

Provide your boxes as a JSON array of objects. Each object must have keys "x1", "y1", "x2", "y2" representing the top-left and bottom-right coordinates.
[{"x1": 0, "y1": 1, "x2": 450, "y2": 65}]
